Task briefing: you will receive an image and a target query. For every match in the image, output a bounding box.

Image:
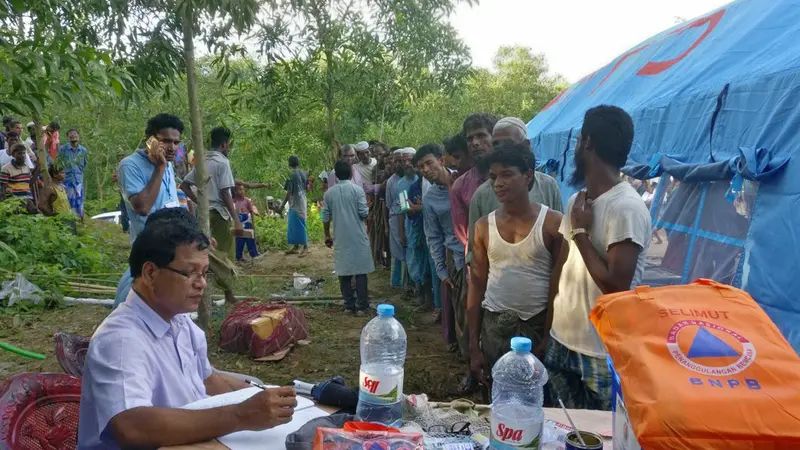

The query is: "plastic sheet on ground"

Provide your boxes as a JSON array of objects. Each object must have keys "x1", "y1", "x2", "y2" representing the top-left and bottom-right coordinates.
[{"x1": 0, "y1": 273, "x2": 44, "y2": 306}]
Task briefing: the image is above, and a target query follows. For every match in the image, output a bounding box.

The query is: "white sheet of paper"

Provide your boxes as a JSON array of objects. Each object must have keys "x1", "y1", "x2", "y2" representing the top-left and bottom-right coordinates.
[
  {"x1": 182, "y1": 386, "x2": 314, "y2": 412},
  {"x1": 182, "y1": 388, "x2": 326, "y2": 450},
  {"x1": 216, "y1": 406, "x2": 329, "y2": 450}
]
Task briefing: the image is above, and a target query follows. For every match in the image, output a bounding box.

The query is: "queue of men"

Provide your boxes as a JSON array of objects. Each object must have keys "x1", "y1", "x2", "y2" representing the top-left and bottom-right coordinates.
[{"x1": 324, "y1": 105, "x2": 651, "y2": 410}]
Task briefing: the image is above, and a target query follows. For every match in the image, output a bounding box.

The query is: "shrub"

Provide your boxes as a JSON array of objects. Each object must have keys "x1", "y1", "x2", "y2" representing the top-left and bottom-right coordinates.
[
  {"x1": 0, "y1": 199, "x2": 128, "y2": 304},
  {"x1": 253, "y1": 203, "x2": 324, "y2": 250}
]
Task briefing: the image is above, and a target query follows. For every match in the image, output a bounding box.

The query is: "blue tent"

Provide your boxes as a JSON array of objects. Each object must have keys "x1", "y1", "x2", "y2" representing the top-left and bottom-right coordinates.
[{"x1": 527, "y1": 0, "x2": 800, "y2": 351}]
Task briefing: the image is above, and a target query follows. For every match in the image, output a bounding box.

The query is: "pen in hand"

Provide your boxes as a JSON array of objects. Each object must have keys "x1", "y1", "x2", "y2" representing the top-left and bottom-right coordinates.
[
  {"x1": 246, "y1": 380, "x2": 296, "y2": 390},
  {"x1": 246, "y1": 379, "x2": 268, "y2": 390}
]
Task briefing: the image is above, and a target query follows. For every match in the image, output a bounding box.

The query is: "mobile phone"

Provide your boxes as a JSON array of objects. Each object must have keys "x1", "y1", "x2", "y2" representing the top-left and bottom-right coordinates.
[{"x1": 145, "y1": 136, "x2": 160, "y2": 156}]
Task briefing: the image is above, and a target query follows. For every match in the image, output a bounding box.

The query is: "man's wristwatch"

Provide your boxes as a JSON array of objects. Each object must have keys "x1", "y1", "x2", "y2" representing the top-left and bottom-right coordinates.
[{"x1": 570, "y1": 228, "x2": 588, "y2": 240}]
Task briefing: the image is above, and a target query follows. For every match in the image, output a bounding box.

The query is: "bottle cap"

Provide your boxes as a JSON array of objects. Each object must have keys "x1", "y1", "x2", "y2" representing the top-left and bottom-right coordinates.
[
  {"x1": 510, "y1": 337, "x2": 532, "y2": 353},
  {"x1": 377, "y1": 304, "x2": 395, "y2": 317}
]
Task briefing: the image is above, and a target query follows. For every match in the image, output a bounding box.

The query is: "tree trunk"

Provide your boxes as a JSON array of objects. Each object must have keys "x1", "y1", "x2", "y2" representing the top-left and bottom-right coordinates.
[
  {"x1": 16, "y1": 14, "x2": 24, "y2": 40},
  {"x1": 182, "y1": 10, "x2": 212, "y2": 333},
  {"x1": 379, "y1": 101, "x2": 387, "y2": 141},
  {"x1": 32, "y1": 115, "x2": 50, "y2": 183},
  {"x1": 324, "y1": 49, "x2": 336, "y2": 164},
  {"x1": 96, "y1": 166, "x2": 104, "y2": 202}
]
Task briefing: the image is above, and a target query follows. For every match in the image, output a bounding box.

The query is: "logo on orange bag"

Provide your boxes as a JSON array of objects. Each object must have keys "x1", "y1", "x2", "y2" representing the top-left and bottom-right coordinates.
[{"x1": 667, "y1": 320, "x2": 757, "y2": 376}]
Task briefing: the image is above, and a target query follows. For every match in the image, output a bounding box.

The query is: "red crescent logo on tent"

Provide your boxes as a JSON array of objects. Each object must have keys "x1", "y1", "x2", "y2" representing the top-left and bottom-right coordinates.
[{"x1": 666, "y1": 320, "x2": 756, "y2": 376}]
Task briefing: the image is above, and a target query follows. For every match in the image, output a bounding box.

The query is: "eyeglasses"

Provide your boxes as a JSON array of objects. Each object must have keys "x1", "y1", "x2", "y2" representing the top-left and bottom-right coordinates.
[
  {"x1": 427, "y1": 422, "x2": 471, "y2": 435},
  {"x1": 163, "y1": 266, "x2": 212, "y2": 282}
]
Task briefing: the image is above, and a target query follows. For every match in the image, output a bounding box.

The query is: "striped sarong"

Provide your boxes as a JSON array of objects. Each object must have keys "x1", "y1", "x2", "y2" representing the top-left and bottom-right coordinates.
[
  {"x1": 451, "y1": 265, "x2": 469, "y2": 360},
  {"x1": 367, "y1": 197, "x2": 389, "y2": 267}
]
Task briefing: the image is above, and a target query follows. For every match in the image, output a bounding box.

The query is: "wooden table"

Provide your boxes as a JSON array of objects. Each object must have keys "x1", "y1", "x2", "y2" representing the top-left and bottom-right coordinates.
[{"x1": 165, "y1": 406, "x2": 613, "y2": 450}]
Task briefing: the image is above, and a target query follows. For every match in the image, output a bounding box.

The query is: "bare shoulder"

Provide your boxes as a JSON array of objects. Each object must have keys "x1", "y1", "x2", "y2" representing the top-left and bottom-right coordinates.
[
  {"x1": 544, "y1": 208, "x2": 564, "y2": 237},
  {"x1": 475, "y1": 215, "x2": 489, "y2": 234}
]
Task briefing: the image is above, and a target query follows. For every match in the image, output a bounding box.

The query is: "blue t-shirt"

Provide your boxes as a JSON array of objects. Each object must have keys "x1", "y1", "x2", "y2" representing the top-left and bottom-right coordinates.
[
  {"x1": 56, "y1": 144, "x2": 88, "y2": 186},
  {"x1": 117, "y1": 149, "x2": 178, "y2": 243}
]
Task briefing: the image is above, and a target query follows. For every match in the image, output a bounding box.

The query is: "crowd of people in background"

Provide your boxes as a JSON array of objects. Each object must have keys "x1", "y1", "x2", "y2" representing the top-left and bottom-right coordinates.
[
  {"x1": 320, "y1": 106, "x2": 652, "y2": 411},
  {"x1": 0, "y1": 116, "x2": 87, "y2": 218}
]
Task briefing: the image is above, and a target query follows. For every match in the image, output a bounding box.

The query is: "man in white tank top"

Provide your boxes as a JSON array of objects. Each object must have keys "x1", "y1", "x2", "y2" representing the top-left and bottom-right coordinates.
[
  {"x1": 467, "y1": 142, "x2": 566, "y2": 384},
  {"x1": 546, "y1": 106, "x2": 651, "y2": 411}
]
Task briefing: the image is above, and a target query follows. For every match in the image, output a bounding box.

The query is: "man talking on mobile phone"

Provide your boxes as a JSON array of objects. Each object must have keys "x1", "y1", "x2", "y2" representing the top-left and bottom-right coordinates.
[
  {"x1": 118, "y1": 113, "x2": 184, "y2": 242},
  {"x1": 113, "y1": 114, "x2": 186, "y2": 310}
]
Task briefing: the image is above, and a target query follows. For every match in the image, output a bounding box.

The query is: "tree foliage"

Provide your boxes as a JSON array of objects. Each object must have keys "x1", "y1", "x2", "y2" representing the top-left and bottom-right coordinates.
[
  {"x1": 247, "y1": 0, "x2": 474, "y2": 159},
  {"x1": 368, "y1": 45, "x2": 567, "y2": 146},
  {"x1": 39, "y1": 45, "x2": 563, "y2": 212},
  {"x1": 0, "y1": 0, "x2": 136, "y2": 176},
  {"x1": 0, "y1": 1, "x2": 564, "y2": 213}
]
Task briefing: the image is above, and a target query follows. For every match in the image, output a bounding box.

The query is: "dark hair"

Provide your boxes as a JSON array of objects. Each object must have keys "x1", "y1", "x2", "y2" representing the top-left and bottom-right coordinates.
[
  {"x1": 130, "y1": 219, "x2": 209, "y2": 278},
  {"x1": 5, "y1": 131, "x2": 19, "y2": 140},
  {"x1": 443, "y1": 133, "x2": 467, "y2": 156},
  {"x1": 210, "y1": 126, "x2": 232, "y2": 149},
  {"x1": 339, "y1": 144, "x2": 354, "y2": 156},
  {"x1": 48, "y1": 163, "x2": 64, "y2": 178},
  {"x1": 288, "y1": 155, "x2": 300, "y2": 168},
  {"x1": 145, "y1": 114, "x2": 185, "y2": 138},
  {"x1": 371, "y1": 141, "x2": 387, "y2": 152},
  {"x1": 144, "y1": 206, "x2": 198, "y2": 229},
  {"x1": 67, "y1": 128, "x2": 78, "y2": 135},
  {"x1": 412, "y1": 143, "x2": 444, "y2": 165},
  {"x1": 8, "y1": 120, "x2": 21, "y2": 129},
  {"x1": 462, "y1": 113, "x2": 498, "y2": 136},
  {"x1": 581, "y1": 105, "x2": 634, "y2": 169},
  {"x1": 334, "y1": 159, "x2": 352, "y2": 180},
  {"x1": 10, "y1": 143, "x2": 26, "y2": 154},
  {"x1": 485, "y1": 141, "x2": 535, "y2": 177},
  {"x1": 48, "y1": 121, "x2": 60, "y2": 131},
  {"x1": 2, "y1": 116, "x2": 13, "y2": 127}
]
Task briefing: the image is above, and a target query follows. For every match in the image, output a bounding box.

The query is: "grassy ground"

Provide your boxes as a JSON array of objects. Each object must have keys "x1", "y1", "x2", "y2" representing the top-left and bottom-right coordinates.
[{"x1": 0, "y1": 243, "x2": 471, "y2": 401}]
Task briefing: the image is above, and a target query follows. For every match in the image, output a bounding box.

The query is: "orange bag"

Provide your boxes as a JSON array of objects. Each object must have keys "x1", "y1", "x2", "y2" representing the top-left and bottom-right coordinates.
[{"x1": 590, "y1": 279, "x2": 800, "y2": 450}]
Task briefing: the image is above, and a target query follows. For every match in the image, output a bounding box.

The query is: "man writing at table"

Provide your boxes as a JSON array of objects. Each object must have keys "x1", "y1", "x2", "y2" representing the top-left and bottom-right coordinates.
[{"x1": 78, "y1": 219, "x2": 297, "y2": 449}]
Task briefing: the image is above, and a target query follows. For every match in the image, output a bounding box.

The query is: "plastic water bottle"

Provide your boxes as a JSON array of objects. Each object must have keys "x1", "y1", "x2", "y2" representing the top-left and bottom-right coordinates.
[
  {"x1": 491, "y1": 337, "x2": 549, "y2": 450},
  {"x1": 355, "y1": 304, "x2": 407, "y2": 427}
]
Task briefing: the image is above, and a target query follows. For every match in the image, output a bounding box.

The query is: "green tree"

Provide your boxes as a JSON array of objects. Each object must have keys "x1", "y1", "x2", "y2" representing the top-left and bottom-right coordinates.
[
  {"x1": 252, "y1": 0, "x2": 472, "y2": 161},
  {"x1": 0, "y1": 1, "x2": 134, "y2": 179},
  {"x1": 372, "y1": 45, "x2": 567, "y2": 146}
]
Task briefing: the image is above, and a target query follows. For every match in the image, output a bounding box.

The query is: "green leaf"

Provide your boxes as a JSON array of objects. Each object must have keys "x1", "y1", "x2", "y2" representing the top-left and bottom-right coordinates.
[
  {"x1": 0, "y1": 241, "x2": 18, "y2": 260},
  {"x1": 110, "y1": 77, "x2": 124, "y2": 97},
  {"x1": 21, "y1": 97, "x2": 44, "y2": 117},
  {"x1": 10, "y1": 0, "x2": 25, "y2": 13},
  {"x1": 0, "y1": 100, "x2": 25, "y2": 116}
]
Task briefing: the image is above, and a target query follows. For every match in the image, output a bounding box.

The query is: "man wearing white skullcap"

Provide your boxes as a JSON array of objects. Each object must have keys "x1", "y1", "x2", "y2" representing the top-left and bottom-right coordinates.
[
  {"x1": 493, "y1": 117, "x2": 528, "y2": 141},
  {"x1": 353, "y1": 141, "x2": 377, "y2": 187}
]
